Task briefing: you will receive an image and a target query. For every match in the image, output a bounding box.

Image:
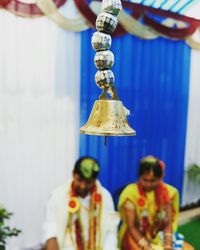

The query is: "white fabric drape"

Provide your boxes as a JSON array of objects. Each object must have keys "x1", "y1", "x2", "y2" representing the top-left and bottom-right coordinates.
[
  {"x1": 182, "y1": 5, "x2": 200, "y2": 205},
  {"x1": 182, "y1": 48, "x2": 200, "y2": 205},
  {"x1": 0, "y1": 1, "x2": 81, "y2": 249}
]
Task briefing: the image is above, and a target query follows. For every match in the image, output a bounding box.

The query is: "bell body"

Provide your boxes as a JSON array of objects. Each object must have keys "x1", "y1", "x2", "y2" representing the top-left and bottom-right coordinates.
[{"x1": 80, "y1": 100, "x2": 136, "y2": 136}]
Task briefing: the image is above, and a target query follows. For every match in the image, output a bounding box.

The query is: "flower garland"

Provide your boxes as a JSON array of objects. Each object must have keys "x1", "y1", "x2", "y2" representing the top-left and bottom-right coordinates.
[
  {"x1": 67, "y1": 182, "x2": 102, "y2": 250},
  {"x1": 137, "y1": 182, "x2": 169, "y2": 239},
  {"x1": 137, "y1": 159, "x2": 170, "y2": 238}
]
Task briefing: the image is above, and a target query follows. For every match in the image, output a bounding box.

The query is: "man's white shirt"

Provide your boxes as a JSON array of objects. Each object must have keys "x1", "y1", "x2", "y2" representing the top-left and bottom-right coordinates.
[{"x1": 42, "y1": 180, "x2": 119, "y2": 250}]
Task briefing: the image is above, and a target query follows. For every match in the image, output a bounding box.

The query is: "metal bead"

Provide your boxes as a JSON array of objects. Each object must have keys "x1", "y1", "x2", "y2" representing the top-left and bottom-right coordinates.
[
  {"x1": 96, "y1": 13, "x2": 118, "y2": 34},
  {"x1": 94, "y1": 50, "x2": 114, "y2": 70},
  {"x1": 95, "y1": 70, "x2": 115, "y2": 89},
  {"x1": 91, "y1": 32, "x2": 112, "y2": 51},
  {"x1": 102, "y1": 0, "x2": 122, "y2": 16}
]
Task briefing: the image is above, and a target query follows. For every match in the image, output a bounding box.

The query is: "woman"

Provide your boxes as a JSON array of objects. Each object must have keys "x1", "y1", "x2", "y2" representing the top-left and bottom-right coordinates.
[{"x1": 118, "y1": 156, "x2": 194, "y2": 250}]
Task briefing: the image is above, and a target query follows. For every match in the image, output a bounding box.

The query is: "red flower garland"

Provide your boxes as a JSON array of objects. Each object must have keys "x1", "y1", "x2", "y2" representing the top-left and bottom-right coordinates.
[
  {"x1": 137, "y1": 197, "x2": 146, "y2": 207},
  {"x1": 69, "y1": 200, "x2": 76, "y2": 208},
  {"x1": 67, "y1": 182, "x2": 102, "y2": 250},
  {"x1": 137, "y1": 181, "x2": 170, "y2": 210},
  {"x1": 137, "y1": 181, "x2": 170, "y2": 237},
  {"x1": 93, "y1": 192, "x2": 102, "y2": 203}
]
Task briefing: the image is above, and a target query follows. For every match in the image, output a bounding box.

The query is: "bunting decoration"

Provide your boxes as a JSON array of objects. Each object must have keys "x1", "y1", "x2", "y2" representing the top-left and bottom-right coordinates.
[{"x1": 0, "y1": 0, "x2": 200, "y2": 49}]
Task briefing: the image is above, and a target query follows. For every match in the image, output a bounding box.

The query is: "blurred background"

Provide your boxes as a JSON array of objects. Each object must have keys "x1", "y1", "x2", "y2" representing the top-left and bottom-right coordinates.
[{"x1": 0, "y1": 0, "x2": 199, "y2": 249}]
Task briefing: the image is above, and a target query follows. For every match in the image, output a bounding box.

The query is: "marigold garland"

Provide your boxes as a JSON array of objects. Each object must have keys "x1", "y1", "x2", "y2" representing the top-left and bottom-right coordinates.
[{"x1": 66, "y1": 182, "x2": 102, "y2": 250}]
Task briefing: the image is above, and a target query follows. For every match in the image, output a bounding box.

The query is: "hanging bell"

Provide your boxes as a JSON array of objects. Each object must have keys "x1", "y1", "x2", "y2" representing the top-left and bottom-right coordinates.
[{"x1": 80, "y1": 99, "x2": 136, "y2": 136}]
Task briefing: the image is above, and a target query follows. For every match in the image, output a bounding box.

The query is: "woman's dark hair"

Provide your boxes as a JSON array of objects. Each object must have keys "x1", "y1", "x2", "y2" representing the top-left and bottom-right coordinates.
[
  {"x1": 138, "y1": 157, "x2": 163, "y2": 178},
  {"x1": 73, "y1": 156, "x2": 100, "y2": 180}
]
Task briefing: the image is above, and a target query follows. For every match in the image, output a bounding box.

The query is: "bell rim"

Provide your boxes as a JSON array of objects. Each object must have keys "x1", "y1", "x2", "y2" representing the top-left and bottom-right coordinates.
[{"x1": 80, "y1": 129, "x2": 136, "y2": 136}]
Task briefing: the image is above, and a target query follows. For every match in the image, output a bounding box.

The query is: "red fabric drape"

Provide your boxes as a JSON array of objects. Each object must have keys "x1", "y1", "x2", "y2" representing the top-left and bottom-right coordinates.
[{"x1": 0, "y1": 0, "x2": 67, "y2": 16}]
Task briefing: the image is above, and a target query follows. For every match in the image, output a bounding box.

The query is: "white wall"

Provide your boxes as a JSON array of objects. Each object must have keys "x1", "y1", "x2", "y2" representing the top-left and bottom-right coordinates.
[
  {"x1": 0, "y1": 2, "x2": 80, "y2": 249},
  {"x1": 182, "y1": 48, "x2": 200, "y2": 205}
]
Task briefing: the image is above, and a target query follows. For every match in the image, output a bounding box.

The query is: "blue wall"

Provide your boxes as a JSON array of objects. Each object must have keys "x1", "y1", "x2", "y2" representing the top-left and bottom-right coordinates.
[{"x1": 79, "y1": 30, "x2": 191, "y2": 202}]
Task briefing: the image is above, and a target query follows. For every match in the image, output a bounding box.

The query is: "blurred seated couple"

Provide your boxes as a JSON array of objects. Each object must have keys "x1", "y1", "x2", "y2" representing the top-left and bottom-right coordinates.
[{"x1": 42, "y1": 156, "x2": 194, "y2": 250}]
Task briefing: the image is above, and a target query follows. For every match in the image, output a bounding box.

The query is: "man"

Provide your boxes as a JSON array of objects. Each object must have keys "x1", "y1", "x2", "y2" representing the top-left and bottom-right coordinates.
[{"x1": 42, "y1": 156, "x2": 119, "y2": 250}]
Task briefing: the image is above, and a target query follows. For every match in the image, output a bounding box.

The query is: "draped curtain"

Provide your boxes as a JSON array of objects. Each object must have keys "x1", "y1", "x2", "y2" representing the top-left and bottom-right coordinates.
[
  {"x1": 182, "y1": 49, "x2": 200, "y2": 205},
  {"x1": 80, "y1": 30, "x2": 191, "y2": 204},
  {"x1": 0, "y1": 6, "x2": 80, "y2": 249}
]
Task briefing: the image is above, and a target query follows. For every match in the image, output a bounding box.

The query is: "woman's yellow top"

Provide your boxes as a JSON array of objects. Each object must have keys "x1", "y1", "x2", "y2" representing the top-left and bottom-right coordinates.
[{"x1": 118, "y1": 183, "x2": 179, "y2": 247}]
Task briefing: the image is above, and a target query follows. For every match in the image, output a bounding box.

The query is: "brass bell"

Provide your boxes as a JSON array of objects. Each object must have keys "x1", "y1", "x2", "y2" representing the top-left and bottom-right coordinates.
[
  {"x1": 81, "y1": 0, "x2": 135, "y2": 138},
  {"x1": 80, "y1": 99, "x2": 136, "y2": 136}
]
